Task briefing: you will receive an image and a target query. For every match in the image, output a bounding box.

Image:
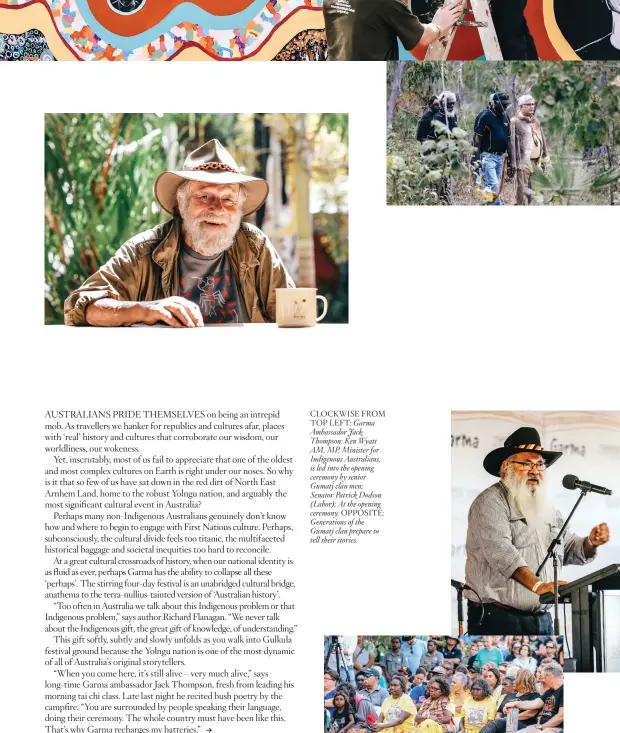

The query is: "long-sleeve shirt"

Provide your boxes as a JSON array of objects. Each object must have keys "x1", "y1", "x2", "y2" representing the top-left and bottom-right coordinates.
[{"x1": 464, "y1": 481, "x2": 594, "y2": 612}]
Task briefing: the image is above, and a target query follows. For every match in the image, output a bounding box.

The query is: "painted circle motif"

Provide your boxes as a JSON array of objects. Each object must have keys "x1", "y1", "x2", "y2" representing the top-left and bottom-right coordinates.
[
  {"x1": 0, "y1": 30, "x2": 54, "y2": 61},
  {"x1": 107, "y1": 0, "x2": 147, "y2": 14}
]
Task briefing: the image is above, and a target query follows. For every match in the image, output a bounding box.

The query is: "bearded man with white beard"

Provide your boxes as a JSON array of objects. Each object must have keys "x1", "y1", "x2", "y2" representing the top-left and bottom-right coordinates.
[
  {"x1": 464, "y1": 427, "x2": 610, "y2": 634},
  {"x1": 65, "y1": 140, "x2": 294, "y2": 326}
]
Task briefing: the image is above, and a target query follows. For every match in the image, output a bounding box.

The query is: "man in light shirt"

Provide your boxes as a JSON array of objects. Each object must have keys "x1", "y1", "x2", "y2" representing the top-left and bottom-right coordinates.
[{"x1": 465, "y1": 427, "x2": 610, "y2": 634}]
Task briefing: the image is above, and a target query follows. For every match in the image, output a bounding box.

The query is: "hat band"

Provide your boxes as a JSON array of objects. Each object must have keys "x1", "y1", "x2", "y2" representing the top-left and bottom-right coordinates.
[
  {"x1": 188, "y1": 162, "x2": 240, "y2": 174},
  {"x1": 514, "y1": 443, "x2": 543, "y2": 450}
]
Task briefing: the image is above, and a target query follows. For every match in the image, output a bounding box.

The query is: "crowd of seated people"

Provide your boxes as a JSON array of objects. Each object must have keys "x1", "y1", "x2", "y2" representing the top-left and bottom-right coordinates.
[{"x1": 324, "y1": 636, "x2": 564, "y2": 732}]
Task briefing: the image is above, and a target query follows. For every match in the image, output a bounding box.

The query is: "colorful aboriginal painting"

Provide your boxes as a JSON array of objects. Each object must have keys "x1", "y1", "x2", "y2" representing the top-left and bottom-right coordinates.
[
  {"x1": 0, "y1": 0, "x2": 327, "y2": 60},
  {"x1": 1, "y1": 0, "x2": 618, "y2": 60}
]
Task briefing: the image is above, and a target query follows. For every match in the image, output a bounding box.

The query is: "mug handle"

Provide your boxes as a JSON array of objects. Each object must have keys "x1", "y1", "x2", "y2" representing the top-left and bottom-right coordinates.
[{"x1": 316, "y1": 295, "x2": 328, "y2": 323}]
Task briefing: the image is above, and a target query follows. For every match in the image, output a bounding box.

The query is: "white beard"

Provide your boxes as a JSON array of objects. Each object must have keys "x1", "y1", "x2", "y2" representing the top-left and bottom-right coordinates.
[
  {"x1": 503, "y1": 465, "x2": 553, "y2": 539},
  {"x1": 180, "y1": 206, "x2": 242, "y2": 258}
]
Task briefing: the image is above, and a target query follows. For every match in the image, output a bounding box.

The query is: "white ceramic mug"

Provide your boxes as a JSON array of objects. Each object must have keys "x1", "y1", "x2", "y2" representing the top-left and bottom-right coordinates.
[{"x1": 275, "y1": 288, "x2": 328, "y2": 328}]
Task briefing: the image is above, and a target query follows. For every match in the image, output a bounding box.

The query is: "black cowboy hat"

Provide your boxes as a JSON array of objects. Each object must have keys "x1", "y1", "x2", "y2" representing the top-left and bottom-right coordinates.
[{"x1": 483, "y1": 426, "x2": 563, "y2": 477}]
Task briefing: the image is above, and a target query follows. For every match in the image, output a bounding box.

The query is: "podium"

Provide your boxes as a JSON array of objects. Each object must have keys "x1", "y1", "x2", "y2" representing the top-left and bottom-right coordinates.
[{"x1": 539, "y1": 564, "x2": 620, "y2": 672}]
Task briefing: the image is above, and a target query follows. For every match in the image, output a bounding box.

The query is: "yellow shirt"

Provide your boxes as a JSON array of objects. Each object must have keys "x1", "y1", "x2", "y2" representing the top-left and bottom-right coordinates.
[
  {"x1": 461, "y1": 697, "x2": 497, "y2": 733},
  {"x1": 450, "y1": 690, "x2": 472, "y2": 720},
  {"x1": 380, "y1": 694, "x2": 417, "y2": 732}
]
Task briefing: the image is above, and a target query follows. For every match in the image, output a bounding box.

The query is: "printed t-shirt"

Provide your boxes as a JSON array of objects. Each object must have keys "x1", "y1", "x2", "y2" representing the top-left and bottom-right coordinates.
[
  {"x1": 330, "y1": 706, "x2": 352, "y2": 731},
  {"x1": 323, "y1": 0, "x2": 424, "y2": 61},
  {"x1": 178, "y1": 242, "x2": 248, "y2": 324},
  {"x1": 539, "y1": 686, "x2": 563, "y2": 728},
  {"x1": 461, "y1": 697, "x2": 497, "y2": 733},
  {"x1": 474, "y1": 110, "x2": 510, "y2": 154},
  {"x1": 380, "y1": 694, "x2": 417, "y2": 733}
]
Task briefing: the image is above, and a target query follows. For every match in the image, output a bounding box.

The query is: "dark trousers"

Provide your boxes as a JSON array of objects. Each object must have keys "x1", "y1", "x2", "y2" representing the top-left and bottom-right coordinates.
[
  {"x1": 481, "y1": 720, "x2": 507, "y2": 733},
  {"x1": 467, "y1": 601, "x2": 553, "y2": 634},
  {"x1": 490, "y1": 0, "x2": 538, "y2": 60}
]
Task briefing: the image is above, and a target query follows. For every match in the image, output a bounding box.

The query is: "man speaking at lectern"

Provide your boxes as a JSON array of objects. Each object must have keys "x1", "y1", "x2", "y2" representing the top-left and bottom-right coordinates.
[{"x1": 464, "y1": 427, "x2": 610, "y2": 634}]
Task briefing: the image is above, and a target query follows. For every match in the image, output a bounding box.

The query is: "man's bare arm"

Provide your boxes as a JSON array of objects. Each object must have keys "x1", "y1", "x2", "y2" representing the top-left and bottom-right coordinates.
[
  {"x1": 542, "y1": 708, "x2": 563, "y2": 729},
  {"x1": 511, "y1": 566, "x2": 567, "y2": 597},
  {"x1": 86, "y1": 297, "x2": 203, "y2": 328},
  {"x1": 412, "y1": 2, "x2": 464, "y2": 49}
]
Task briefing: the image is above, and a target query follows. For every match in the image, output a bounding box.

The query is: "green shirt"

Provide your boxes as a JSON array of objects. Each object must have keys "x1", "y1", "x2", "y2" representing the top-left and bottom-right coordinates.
[
  {"x1": 323, "y1": 0, "x2": 424, "y2": 61},
  {"x1": 475, "y1": 647, "x2": 503, "y2": 668}
]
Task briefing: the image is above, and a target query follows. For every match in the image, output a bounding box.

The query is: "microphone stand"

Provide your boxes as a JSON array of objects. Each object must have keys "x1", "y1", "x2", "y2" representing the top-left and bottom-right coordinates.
[{"x1": 536, "y1": 488, "x2": 589, "y2": 634}]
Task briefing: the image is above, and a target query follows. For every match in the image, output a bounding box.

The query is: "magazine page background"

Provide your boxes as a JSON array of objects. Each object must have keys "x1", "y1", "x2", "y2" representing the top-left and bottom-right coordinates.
[{"x1": 1, "y1": 61, "x2": 619, "y2": 732}]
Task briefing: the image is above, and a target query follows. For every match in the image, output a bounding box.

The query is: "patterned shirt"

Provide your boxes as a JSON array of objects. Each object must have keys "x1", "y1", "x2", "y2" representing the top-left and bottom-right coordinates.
[
  {"x1": 178, "y1": 242, "x2": 248, "y2": 324},
  {"x1": 465, "y1": 481, "x2": 593, "y2": 612},
  {"x1": 418, "y1": 697, "x2": 455, "y2": 733}
]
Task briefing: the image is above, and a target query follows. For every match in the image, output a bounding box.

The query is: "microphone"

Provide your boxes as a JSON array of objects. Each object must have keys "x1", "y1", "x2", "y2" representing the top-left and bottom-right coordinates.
[
  {"x1": 451, "y1": 579, "x2": 472, "y2": 592},
  {"x1": 562, "y1": 474, "x2": 613, "y2": 496}
]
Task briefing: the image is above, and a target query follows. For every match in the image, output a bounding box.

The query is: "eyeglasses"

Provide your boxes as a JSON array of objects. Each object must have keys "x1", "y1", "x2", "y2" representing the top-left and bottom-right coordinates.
[{"x1": 509, "y1": 460, "x2": 546, "y2": 472}]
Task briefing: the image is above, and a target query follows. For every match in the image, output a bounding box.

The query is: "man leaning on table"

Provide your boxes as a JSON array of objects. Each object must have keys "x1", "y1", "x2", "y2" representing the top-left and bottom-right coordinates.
[
  {"x1": 323, "y1": 0, "x2": 465, "y2": 61},
  {"x1": 64, "y1": 140, "x2": 294, "y2": 327}
]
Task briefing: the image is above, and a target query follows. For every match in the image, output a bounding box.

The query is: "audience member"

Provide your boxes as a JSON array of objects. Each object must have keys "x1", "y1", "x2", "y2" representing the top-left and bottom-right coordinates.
[
  {"x1": 330, "y1": 689, "x2": 356, "y2": 732},
  {"x1": 409, "y1": 669, "x2": 429, "y2": 705},
  {"x1": 372, "y1": 676, "x2": 417, "y2": 732},
  {"x1": 482, "y1": 668, "x2": 502, "y2": 706},
  {"x1": 460, "y1": 678, "x2": 497, "y2": 733},
  {"x1": 476, "y1": 637, "x2": 503, "y2": 669},
  {"x1": 363, "y1": 669, "x2": 390, "y2": 715},
  {"x1": 442, "y1": 636, "x2": 464, "y2": 667},
  {"x1": 450, "y1": 672, "x2": 472, "y2": 724},
  {"x1": 513, "y1": 644, "x2": 537, "y2": 673},
  {"x1": 326, "y1": 671, "x2": 340, "y2": 709},
  {"x1": 422, "y1": 639, "x2": 445, "y2": 670},
  {"x1": 383, "y1": 638, "x2": 409, "y2": 683},
  {"x1": 493, "y1": 637, "x2": 509, "y2": 661},
  {"x1": 505, "y1": 640, "x2": 521, "y2": 663},
  {"x1": 354, "y1": 636, "x2": 378, "y2": 673},
  {"x1": 402, "y1": 636, "x2": 427, "y2": 673},
  {"x1": 415, "y1": 676, "x2": 455, "y2": 733}
]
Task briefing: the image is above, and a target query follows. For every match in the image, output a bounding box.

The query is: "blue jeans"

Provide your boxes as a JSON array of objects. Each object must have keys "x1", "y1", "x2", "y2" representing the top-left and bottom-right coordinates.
[{"x1": 481, "y1": 152, "x2": 505, "y2": 205}]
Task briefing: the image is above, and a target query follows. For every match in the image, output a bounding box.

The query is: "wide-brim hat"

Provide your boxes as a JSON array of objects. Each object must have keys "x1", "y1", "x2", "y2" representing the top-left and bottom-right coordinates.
[
  {"x1": 154, "y1": 139, "x2": 269, "y2": 216},
  {"x1": 483, "y1": 426, "x2": 562, "y2": 477}
]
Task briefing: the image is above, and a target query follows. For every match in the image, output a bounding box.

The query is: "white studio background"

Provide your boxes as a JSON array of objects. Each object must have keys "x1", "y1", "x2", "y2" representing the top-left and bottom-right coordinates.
[{"x1": 1, "y1": 60, "x2": 619, "y2": 733}]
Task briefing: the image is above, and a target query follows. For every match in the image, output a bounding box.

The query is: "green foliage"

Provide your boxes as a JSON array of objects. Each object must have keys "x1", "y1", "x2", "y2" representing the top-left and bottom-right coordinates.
[
  {"x1": 386, "y1": 61, "x2": 620, "y2": 206},
  {"x1": 45, "y1": 113, "x2": 349, "y2": 324},
  {"x1": 44, "y1": 113, "x2": 242, "y2": 324},
  {"x1": 387, "y1": 122, "x2": 475, "y2": 206},
  {"x1": 532, "y1": 158, "x2": 620, "y2": 205}
]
